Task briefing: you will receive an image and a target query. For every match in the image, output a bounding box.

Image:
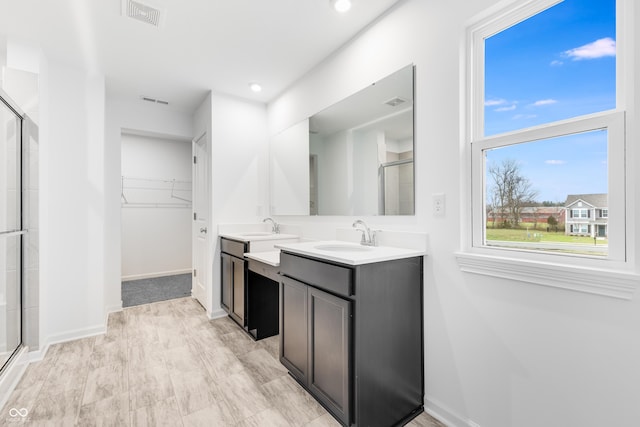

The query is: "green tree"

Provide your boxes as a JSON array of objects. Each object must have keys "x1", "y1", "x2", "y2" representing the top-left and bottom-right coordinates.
[{"x1": 488, "y1": 158, "x2": 539, "y2": 228}]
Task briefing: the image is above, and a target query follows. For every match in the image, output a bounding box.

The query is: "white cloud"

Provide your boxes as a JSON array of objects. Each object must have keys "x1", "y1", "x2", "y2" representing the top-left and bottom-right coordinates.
[
  {"x1": 485, "y1": 99, "x2": 506, "y2": 106},
  {"x1": 495, "y1": 105, "x2": 516, "y2": 112},
  {"x1": 564, "y1": 37, "x2": 616, "y2": 60},
  {"x1": 532, "y1": 99, "x2": 558, "y2": 107},
  {"x1": 545, "y1": 160, "x2": 567, "y2": 165},
  {"x1": 550, "y1": 60, "x2": 564, "y2": 66}
]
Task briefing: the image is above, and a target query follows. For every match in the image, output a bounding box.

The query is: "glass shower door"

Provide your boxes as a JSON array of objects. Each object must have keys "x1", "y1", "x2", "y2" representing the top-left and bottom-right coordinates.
[{"x1": 0, "y1": 94, "x2": 23, "y2": 372}]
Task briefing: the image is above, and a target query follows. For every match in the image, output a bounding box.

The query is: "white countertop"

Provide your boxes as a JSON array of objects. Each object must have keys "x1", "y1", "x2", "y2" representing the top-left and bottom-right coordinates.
[
  {"x1": 219, "y1": 232, "x2": 298, "y2": 243},
  {"x1": 244, "y1": 251, "x2": 281, "y2": 267},
  {"x1": 275, "y1": 240, "x2": 425, "y2": 266}
]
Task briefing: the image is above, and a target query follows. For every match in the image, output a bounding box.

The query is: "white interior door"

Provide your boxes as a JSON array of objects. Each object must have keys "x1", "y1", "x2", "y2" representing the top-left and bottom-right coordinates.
[{"x1": 192, "y1": 133, "x2": 209, "y2": 309}]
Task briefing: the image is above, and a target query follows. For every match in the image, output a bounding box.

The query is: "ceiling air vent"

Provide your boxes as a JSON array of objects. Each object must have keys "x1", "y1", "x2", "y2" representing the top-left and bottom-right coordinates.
[
  {"x1": 384, "y1": 97, "x2": 407, "y2": 107},
  {"x1": 141, "y1": 96, "x2": 169, "y2": 105},
  {"x1": 123, "y1": 0, "x2": 162, "y2": 27}
]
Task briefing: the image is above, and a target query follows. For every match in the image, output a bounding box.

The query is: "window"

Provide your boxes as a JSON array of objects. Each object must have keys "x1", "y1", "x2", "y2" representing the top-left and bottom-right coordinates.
[
  {"x1": 458, "y1": 0, "x2": 638, "y2": 299},
  {"x1": 571, "y1": 209, "x2": 589, "y2": 219},
  {"x1": 571, "y1": 224, "x2": 589, "y2": 234}
]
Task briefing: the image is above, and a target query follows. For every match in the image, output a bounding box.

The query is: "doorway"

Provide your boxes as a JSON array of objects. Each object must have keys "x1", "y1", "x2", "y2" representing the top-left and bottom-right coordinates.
[{"x1": 120, "y1": 133, "x2": 193, "y2": 307}]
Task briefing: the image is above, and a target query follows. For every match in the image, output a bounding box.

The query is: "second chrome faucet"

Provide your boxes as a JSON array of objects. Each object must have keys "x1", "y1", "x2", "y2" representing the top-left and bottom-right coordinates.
[
  {"x1": 353, "y1": 220, "x2": 377, "y2": 246},
  {"x1": 263, "y1": 217, "x2": 280, "y2": 234}
]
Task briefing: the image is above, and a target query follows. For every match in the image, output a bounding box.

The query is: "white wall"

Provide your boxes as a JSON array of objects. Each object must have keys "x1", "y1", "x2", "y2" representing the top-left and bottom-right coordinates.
[
  {"x1": 267, "y1": 0, "x2": 640, "y2": 426},
  {"x1": 39, "y1": 60, "x2": 106, "y2": 345},
  {"x1": 194, "y1": 91, "x2": 269, "y2": 317},
  {"x1": 104, "y1": 93, "x2": 194, "y2": 313},
  {"x1": 211, "y1": 93, "x2": 269, "y2": 315},
  {"x1": 270, "y1": 119, "x2": 309, "y2": 216},
  {"x1": 315, "y1": 130, "x2": 351, "y2": 215},
  {"x1": 120, "y1": 134, "x2": 192, "y2": 280},
  {"x1": 352, "y1": 128, "x2": 380, "y2": 214}
]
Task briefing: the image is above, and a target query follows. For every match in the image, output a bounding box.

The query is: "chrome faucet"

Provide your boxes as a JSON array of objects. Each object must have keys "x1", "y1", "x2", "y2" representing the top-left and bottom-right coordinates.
[
  {"x1": 353, "y1": 219, "x2": 376, "y2": 246},
  {"x1": 263, "y1": 217, "x2": 280, "y2": 234}
]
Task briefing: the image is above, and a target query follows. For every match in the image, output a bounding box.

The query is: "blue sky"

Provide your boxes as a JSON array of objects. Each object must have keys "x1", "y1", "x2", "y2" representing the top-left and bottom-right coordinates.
[{"x1": 484, "y1": 0, "x2": 615, "y2": 203}]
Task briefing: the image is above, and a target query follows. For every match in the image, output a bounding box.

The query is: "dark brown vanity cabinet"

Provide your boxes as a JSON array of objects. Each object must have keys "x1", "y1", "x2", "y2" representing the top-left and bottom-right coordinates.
[
  {"x1": 281, "y1": 275, "x2": 351, "y2": 424},
  {"x1": 279, "y1": 251, "x2": 424, "y2": 427},
  {"x1": 220, "y1": 237, "x2": 248, "y2": 326}
]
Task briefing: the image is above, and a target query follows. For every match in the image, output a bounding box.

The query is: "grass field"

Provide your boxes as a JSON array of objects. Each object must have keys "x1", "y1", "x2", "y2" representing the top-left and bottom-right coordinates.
[{"x1": 485, "y1": 227, "x2": 608, "y2": 245}]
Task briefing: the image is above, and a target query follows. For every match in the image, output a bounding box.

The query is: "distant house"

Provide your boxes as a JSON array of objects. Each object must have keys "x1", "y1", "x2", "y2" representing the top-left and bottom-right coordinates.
[
  {"x1": 564, "y1": 194, "x2": 608, "y2": 238},
  {"x1": 487, "y1": 206, "x2": 565, "y2": 229},
  {"x1": 486, "y1": 206, "x2": 565, "y2": 228},
  {"x1": 519, "y1": 206, "x2": 565, "y2": 227}
]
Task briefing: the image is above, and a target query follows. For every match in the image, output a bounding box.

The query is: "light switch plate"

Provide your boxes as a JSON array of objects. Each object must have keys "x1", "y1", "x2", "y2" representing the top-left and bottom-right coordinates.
[{"x1": 433, "y1": 193, "x2": 445, "y2": 217}]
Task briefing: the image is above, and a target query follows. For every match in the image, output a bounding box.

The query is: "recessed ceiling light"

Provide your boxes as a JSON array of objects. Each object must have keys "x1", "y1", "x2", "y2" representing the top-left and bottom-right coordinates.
[
  {"x1": 332, "y1": 0, "x2": 352, "y2": 13},
  {"x1": 249, "y1": 83, "x2": 262, "y2": 93}
]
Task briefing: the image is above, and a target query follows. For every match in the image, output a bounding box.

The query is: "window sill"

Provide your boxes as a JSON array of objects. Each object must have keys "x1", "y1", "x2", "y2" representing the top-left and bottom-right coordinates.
[{"x1": 455, "y1": 251, "x2": 638, "y2": 300}]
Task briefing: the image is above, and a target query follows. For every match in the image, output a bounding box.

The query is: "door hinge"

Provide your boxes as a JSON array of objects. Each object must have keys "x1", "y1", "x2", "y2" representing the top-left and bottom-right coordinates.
[
  {"x1": 193, "y1": 212, "x2": 197, "y2": 220},
  {"x1": 193, "y1": 269, "x2": 197, "y2": 277},
  {"x1": 193, "y1": 155, "x2": 197, "y2": 164}
]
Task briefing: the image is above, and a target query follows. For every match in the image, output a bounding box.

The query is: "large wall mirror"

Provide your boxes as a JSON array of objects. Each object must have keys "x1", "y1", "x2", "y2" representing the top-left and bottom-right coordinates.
[{"x1": 270, "y1": 64, "x2": 415, "y2": 216}]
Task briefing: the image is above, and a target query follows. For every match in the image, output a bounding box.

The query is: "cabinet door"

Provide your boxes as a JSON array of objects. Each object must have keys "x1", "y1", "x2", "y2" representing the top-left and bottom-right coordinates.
[
  {"x1": 280, "y1": 276, "x2": 308, "y2": 383},
  {"x1": 230, "y1": 256, "x2": 246, "y2": 326},
  {"x1": 220, "y1": 253, "x2": 232, "y2": 313},
  {"x1": 308, "y1": 287, "x2": 351, "y2": 426}
]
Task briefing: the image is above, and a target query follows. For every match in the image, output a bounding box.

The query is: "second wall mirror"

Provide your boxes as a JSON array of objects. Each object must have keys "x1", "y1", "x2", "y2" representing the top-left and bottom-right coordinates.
[{"x1": 270, "y1": 64, "x2": 415, "y2": 216}]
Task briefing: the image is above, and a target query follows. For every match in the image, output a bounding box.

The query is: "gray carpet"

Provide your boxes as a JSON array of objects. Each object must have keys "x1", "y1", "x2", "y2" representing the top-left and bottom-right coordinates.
[{"x1": 121, "y1": 273, "x2": 192, "y2": 308}]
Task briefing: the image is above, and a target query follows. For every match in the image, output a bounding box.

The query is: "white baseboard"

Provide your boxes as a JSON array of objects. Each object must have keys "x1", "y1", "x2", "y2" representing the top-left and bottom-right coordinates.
[
  {"x1": 27, "y1": 343, "x2": 49, "y2": 363},
  {"x1": 27, "y1": 322, "x2": 108, "y2": 364},
  {"x1": 121, "y1": 269, "x2": 192, "y2": 282},
  {"x1": 105, "y1": 303, "x2": 123, "y2": 315},
  {"x1": 44, "y1": 324, "x2": 107, "y2": 349},
  {"x1": 425, "y1": 395, "x2": 482, "y2": 427},
  {"x1": 0, "y1": 346, "x2": 29, "y2": 411},
  {"x1": 208, "y1": 308, "x2": 228, "y2": 320}
]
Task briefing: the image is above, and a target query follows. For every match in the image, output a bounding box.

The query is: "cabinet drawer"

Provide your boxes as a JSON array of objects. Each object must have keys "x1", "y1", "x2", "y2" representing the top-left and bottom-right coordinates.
[
  {"x1": 280, "y1": 252, "x2": 353, "y2": 297},
  {"x1": 248, "y1": 259, "x2": 280, "y2": 282},
  {"x1": 221, "y1": 238, "x2": 247, "y2": 258}
]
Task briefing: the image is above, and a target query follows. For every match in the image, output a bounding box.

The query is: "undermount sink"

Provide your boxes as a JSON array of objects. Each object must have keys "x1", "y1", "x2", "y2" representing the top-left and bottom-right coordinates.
[
  {"x1": 314, "y1": 243, "x2": 374, "y2": 252},
  {"x1": 239, "y1": 232, "x2": 274, "y2": 237}
]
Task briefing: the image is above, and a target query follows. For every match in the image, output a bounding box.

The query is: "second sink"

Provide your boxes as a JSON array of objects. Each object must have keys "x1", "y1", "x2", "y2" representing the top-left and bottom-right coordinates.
[{"x1": 314, "y1": 243, "x2": 374, "y2": 252}]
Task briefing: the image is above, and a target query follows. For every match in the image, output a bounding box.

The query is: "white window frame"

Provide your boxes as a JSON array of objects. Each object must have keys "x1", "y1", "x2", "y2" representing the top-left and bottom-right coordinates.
[{"x1": 457, "y1": 0, "x2": 639, "y2": 300}]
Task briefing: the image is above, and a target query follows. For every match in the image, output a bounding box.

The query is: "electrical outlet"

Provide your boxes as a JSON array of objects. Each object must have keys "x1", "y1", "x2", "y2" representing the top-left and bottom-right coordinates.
[{"x1": 433, "y1": 193, "x2": 445, "y2": 217}]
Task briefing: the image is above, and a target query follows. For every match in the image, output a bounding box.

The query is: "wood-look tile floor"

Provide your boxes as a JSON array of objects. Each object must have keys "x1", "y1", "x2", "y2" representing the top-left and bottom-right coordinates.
[{"x1": 1, "y1": 297, "x2": 445, "y2": 426}]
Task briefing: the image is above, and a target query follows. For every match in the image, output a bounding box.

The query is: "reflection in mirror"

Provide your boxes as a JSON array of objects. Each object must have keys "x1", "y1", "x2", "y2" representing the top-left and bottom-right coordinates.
[
  {"x1": 270, "y1": 119, "x2": 310, "y2": 215},
  {"x1": 270, "y1": 64, "x2": 414, "y2": 216}
]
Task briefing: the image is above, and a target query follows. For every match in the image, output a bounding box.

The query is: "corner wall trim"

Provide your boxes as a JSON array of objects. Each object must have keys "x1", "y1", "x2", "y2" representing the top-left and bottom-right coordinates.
[
  {"x1": 208, "y1": 308, "x2": 227, "y2": 320},
  {"x1": 425, "y1": 395, "x2": 482, "y2": 427}
]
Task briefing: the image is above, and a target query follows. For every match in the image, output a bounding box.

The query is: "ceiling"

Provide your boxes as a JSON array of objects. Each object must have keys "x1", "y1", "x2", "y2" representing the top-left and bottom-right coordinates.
[
  {"x1": 310, "y1": 64, "x2": 413, "y2": 139},
  {"x1": 0, "y1": 0, "x2": 403, "y2": 113}
]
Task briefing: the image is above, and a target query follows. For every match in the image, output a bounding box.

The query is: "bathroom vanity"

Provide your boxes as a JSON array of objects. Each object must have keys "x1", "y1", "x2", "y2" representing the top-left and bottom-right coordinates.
[
  {"x1": 219, "y1": 232, "x2": 297, "y2": 338},
  {"x1": 220, "y1": 237, "x2": 248, "y2": 326},
  {"x1": 276, "y1": 241, "x2": 425, "y2": 427}
]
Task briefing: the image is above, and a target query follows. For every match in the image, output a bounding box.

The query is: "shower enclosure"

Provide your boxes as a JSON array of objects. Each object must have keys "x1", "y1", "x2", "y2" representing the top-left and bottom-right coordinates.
[
  {"x1": 379, "y1": 158, "x2": 414, "y2": 215},
  {"x1": 0, "y1": 91, "x2": 27, "y2": 373}
]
